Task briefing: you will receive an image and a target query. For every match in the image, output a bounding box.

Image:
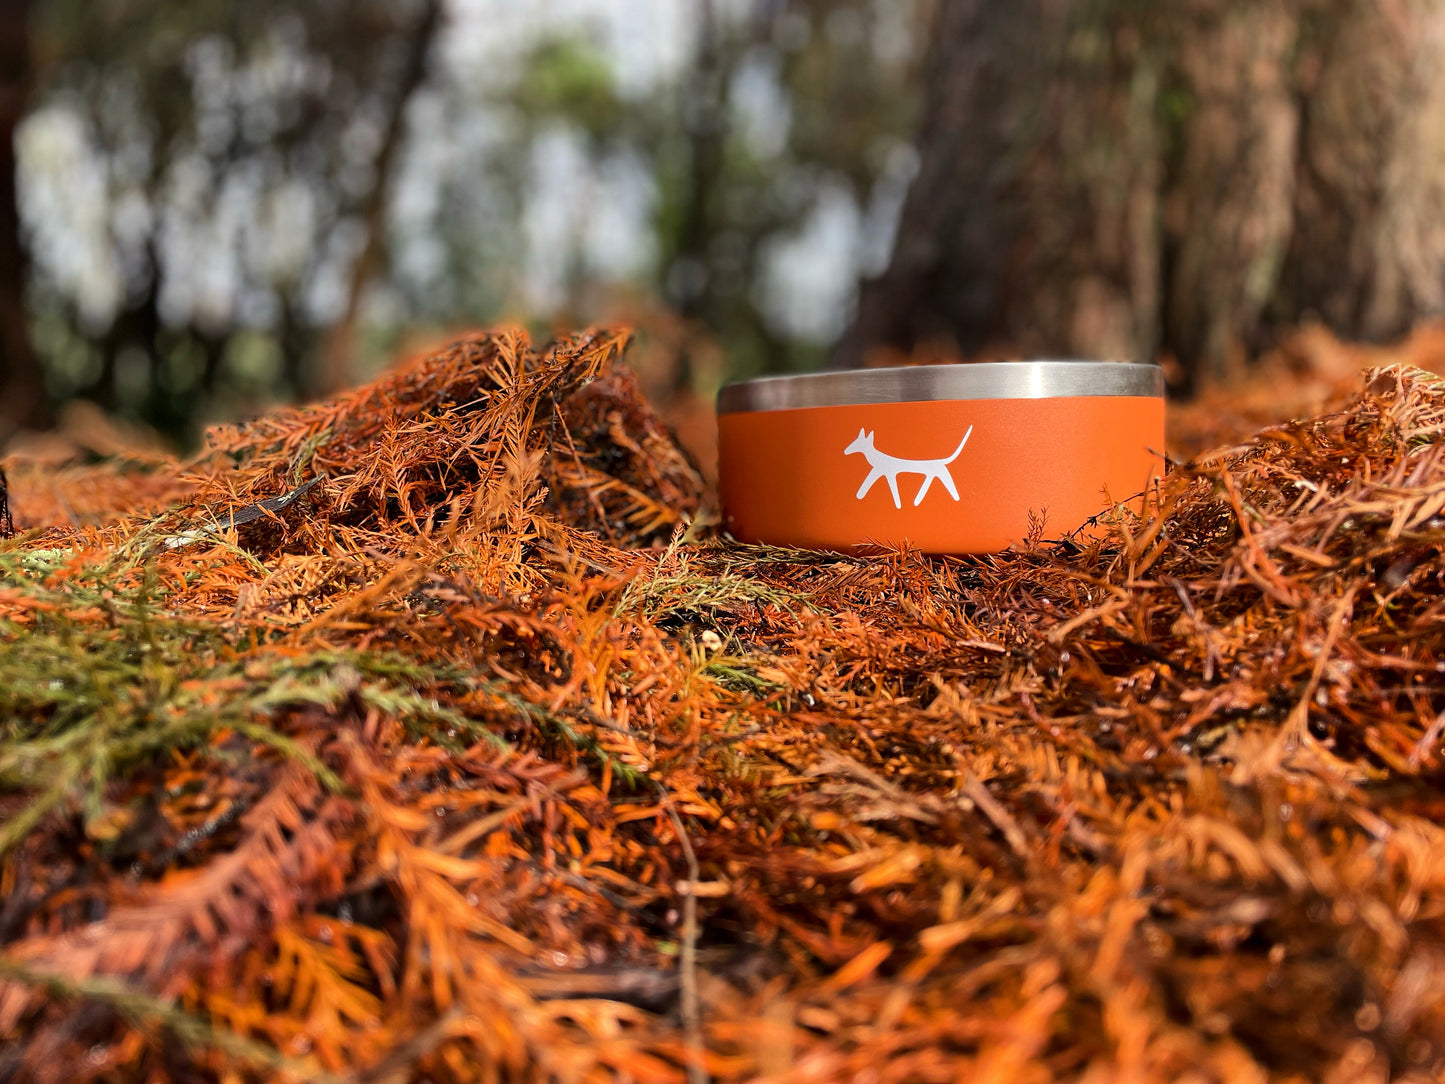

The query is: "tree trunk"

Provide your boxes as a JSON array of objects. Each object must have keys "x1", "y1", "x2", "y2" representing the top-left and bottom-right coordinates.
[
  {"x1": 316, "y1": 0, "x2": 441, "y2": 396},
  {"x1": 0, "y1": 0, "x2": 48, "y2": 445},
  {"x1": 833, "y1": 0, "x2": 1445, "y2": 392}
]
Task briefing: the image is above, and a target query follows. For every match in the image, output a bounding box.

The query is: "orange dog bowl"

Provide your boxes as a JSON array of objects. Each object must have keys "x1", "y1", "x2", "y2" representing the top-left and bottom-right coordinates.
[{"x1": 717, "y1": 361, "x2": 1165, "y2": 554}]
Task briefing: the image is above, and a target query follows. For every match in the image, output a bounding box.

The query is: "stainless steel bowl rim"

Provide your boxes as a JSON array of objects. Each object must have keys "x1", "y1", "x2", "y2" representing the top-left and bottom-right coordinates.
[{"x1": 717, "y1": 360, "x2": 1165, "y2": 414}]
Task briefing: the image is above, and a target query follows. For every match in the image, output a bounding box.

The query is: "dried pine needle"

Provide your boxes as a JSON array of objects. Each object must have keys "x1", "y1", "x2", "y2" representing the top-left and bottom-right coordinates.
[{"x1": 3, "y1": 326, "x2": 1445, "y2": 1082}]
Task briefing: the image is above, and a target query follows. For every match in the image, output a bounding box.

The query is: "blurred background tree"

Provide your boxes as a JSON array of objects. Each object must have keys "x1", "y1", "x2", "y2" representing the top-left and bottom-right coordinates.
[
  {"x1": 3, "y1": 0, "x2": 929, "y2": 446},
  {"x1": 0, "y1": 0, "x2": 43, "y2": 438},
  {"x1": 834, "y1": 0, "x2": 1445, "y2": 391}
]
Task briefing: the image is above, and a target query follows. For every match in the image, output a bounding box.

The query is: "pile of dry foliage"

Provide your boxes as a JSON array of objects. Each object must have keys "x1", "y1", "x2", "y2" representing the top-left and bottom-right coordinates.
[{"x1": 3, "y1": 325, "x2": 1445, "y2": 1083}]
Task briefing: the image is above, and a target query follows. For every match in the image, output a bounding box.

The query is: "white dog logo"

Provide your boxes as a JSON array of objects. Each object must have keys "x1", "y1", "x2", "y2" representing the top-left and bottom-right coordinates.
[{"x1": 844, "y1": 426, "x2": 974, "y2": 509}]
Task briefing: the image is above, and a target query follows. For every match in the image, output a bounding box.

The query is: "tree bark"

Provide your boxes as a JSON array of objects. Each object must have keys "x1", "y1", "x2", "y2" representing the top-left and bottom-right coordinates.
[
  {"x1": 833, "y1": 0, "x2": 1445, "y2": 391},
  {"x1": 0, "y1": 0, "x2": 49, "y2": 445}
]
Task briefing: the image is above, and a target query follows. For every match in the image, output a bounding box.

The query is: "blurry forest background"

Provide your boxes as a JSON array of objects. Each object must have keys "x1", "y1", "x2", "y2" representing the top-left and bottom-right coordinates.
[
  {"x1": 1, "y1": 0, "x2": 929, "y2": 447},
  {"x1": 5, "y1": 0, "x2": 1445, "y2": 450}
]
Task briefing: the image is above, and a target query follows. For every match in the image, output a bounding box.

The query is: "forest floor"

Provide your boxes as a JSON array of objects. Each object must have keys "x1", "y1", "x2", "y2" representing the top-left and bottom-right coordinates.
[{"x1": 3, "y1": 324, "x2": 1445, "y2": 1083}]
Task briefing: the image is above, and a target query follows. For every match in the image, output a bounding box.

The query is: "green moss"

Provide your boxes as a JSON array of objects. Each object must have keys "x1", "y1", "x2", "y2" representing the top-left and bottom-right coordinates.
[
  {"x1": 615, "y1": 546, "x2": 806, "y2": 621},
  {"x1": 0, "y1": 552, "x2": 519, "y2": 857}
]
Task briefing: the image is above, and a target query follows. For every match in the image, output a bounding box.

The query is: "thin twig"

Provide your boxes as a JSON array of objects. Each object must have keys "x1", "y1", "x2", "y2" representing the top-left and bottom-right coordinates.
[
  {"x1": 961, "y1": 772, "x2": 1031, "y2": 859},
  {"x1": 659, "y1": 788, "x2": 708, "y2": 1084}
]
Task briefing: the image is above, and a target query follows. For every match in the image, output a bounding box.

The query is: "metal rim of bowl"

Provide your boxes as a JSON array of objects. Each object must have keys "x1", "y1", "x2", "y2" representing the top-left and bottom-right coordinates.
[{"x1": 716, "y1": 360, "x2": 1165, "y2": 415}]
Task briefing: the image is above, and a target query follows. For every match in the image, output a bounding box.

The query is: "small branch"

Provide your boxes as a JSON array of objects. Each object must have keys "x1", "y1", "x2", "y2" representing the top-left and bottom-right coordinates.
[
  {"x1": 961, "y1": 772, "x2": 1031, "y2": 859},
  {"x1": 660, "y1": 789, "x2": 709, "y2": 1084}
]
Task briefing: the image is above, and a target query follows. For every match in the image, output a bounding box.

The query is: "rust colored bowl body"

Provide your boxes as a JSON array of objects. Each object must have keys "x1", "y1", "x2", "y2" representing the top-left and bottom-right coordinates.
[{"x1": 716, "y1": 361, "x2": 1165, "y2": 554}]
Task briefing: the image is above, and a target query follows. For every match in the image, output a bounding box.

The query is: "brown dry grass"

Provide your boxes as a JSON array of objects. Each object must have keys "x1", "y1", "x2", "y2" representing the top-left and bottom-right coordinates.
[{"x1": 3, "y1": 325, "x2": 1445, "y2": 1083}]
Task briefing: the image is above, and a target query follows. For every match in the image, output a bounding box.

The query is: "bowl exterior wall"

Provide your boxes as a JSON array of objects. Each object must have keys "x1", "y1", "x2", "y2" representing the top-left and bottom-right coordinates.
[{"x1": 718, "y1": 396, "x2": 1165, "y2": 554}]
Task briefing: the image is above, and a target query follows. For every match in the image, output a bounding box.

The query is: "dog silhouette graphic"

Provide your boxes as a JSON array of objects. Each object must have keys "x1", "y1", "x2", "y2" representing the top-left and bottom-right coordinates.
[{"x1": 844, "y1": 426, "x2": 974, "y2": 509}]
